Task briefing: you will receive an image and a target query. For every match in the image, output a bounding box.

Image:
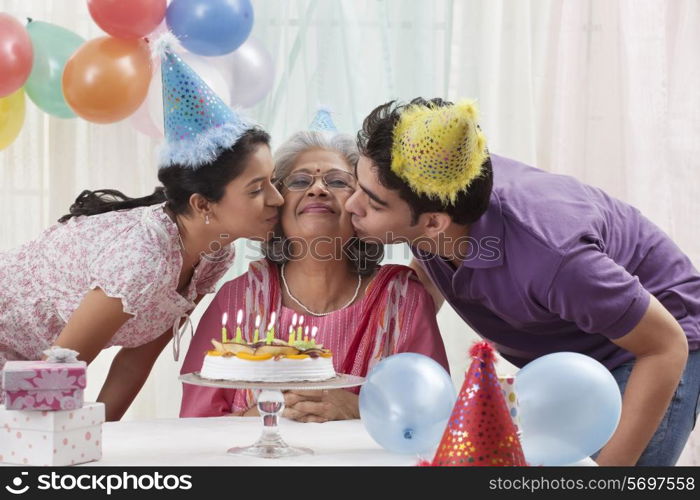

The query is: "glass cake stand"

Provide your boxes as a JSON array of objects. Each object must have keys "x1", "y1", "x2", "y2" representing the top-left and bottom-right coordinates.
[{"x1": 179, "y1": 372, "x2": 365, "y2": 459}]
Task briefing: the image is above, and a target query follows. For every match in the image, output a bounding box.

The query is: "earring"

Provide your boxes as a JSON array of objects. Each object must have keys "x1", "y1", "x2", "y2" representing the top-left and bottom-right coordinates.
[{"x1": 205, "y1": 214, "x2": 210, "y2": 225}]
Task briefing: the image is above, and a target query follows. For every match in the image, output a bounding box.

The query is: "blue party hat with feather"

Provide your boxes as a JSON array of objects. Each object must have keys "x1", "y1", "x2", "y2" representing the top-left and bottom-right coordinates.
[{"x1": 151, "y1": 32, "x2": 255, "y2": 169}]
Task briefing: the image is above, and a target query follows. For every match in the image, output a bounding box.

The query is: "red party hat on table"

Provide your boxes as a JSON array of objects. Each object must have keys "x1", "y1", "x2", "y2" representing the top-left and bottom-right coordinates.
[{"x1": 426, "y1": 341, "x2": 527, "y2": 466}]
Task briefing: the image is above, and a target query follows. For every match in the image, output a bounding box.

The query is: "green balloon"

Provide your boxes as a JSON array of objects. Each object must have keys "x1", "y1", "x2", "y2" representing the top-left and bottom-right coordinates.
[{"x1": 25, "y1": 21, "x2": 84, "y2": 118}]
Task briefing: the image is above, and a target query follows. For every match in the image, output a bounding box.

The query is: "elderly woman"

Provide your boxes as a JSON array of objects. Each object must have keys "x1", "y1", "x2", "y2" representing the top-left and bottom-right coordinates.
[{"x1": 179, "y1": 131, "x2": 448, "y2": 422}]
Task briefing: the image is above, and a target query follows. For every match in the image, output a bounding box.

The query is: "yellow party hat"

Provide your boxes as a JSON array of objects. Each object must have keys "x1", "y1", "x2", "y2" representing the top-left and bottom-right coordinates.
[{"x1": 391, "y1": 100, "x2": 488, "y2": 204}]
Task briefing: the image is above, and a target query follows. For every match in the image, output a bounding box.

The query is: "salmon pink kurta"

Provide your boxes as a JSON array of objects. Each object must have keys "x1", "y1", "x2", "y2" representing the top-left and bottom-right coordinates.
[{"x1": 180, "y1": 260, "x2": 449, "y2": 417}]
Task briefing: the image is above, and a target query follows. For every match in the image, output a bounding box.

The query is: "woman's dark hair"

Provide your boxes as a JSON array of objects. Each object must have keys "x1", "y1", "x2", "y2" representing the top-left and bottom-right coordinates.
[
  {"x1": 356, "y1": 97, "x2": 493, "y2": 226},
  {"x1": 58, "y1": 128, "x2": 271, "y2": 223}
]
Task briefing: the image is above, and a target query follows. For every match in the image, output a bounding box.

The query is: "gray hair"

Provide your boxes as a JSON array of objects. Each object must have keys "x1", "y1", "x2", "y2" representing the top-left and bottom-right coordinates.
[
  {"x1": 272, "y1": 130, "x2": 359, "y2": 181},
  {"x1": 264, "y1": 130, "x2": 383, "y2": 276}
]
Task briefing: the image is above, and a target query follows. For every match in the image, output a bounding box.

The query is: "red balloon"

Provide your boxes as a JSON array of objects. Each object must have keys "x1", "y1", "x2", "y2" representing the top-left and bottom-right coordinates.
[
  {"x1": 87, "y1": 0, "x2": 167, "y2": 39},
  {"x1": 0, "y1": 14, "x2": 33, "y2": 98}
]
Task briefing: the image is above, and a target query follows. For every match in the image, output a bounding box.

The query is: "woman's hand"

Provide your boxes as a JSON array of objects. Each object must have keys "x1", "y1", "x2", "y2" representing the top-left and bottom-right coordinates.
[
  {"x1": 240, "y1": 406, "x2": 259, "y2": 417},
  {"x1": 97, "y1": 330, "x2": 172, "y2": 421},
  {"x1": 282, "y1": 389, "x2": 359, "y2": 423},
  {"x1": 96, "y1": 294, "x2": 203, "y2": 421}
]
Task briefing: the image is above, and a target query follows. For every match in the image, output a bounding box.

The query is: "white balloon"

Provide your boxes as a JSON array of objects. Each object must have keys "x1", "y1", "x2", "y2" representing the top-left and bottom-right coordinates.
[
  {"x1": 213, "y1": 36, "x2": 274, "y2": 108},
  {"x1": 130, "y1": 87, "x2": 162, "y2": 138},
  {"x1": 130, "y1": 20, "x2": 167, "y2": 138}
]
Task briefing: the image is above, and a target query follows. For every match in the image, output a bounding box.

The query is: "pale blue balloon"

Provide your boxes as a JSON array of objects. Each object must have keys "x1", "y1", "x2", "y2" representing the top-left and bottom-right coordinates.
[
  {"x1": 359, "y1": 353, "x2": 456, "y2": 455},
  {"x1": 515, "y1": 352, "x2": 622, "y2": 465},
  {"x1": 166, "y1": 0, "x2": 254, "y2": 56}
]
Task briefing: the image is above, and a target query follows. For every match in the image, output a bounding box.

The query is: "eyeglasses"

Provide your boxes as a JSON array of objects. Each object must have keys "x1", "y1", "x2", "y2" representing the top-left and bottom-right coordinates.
[{"x1": 278, "y1": 170, "x2": 356, "y2": 192}]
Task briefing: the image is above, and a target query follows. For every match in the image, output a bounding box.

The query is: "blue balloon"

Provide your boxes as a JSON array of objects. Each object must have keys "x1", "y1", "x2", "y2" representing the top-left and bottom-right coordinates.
[
  {"x1": 166, "y1": 0, "x2": 254, "y2": 56},
  {"x1": 515, "y1": 352, "x2": 622, "y2": 465},
  {"x1": 359, "y1": 353, "x2": 456, "y2": 455}
]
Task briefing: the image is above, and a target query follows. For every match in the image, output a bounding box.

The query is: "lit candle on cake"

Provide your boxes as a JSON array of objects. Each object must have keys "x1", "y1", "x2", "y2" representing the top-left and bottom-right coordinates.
[
  {"x1": 297, "y1": 315, "x2": 304, "y2": 341},
  {"x1": 221, "y1": 312, "x2": 228, "y2": 343},
  {"x1": 311, "y1": 326, "x2": 318, "y2": 345},
  {"x1": 304, "y1": 325, "x2": 310, "y2": 342},
  {"x1": 235, "y1": 309, "x2": 243, "y2": 343},
  {"x1": 288, "y1": 324, "x2": 295, "y2": 343},
  {"x1": 266, "y1": 311, "x2": 277, "y2": 344},
  {"x1": 253, "y1": 315, "x2": 261, "y2": 343}
]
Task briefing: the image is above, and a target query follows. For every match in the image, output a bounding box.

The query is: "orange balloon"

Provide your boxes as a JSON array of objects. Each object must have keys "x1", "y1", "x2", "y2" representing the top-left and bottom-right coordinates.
[{"x1": 62, "y1": 36, "x2": 152, "y2": 124}]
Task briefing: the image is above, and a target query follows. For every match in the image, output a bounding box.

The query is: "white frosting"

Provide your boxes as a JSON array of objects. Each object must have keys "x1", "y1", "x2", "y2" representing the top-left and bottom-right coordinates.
[{"x1": 200, "y1": 354, "x2": 336, "y2": 382}]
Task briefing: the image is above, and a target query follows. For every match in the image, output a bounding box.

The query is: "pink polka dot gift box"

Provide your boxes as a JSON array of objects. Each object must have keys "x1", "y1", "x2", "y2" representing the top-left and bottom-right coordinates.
[
  {"x1": 1, "y1": 347, "x2": 86, "y2": 411},
  {"x1": 0, "y1": 402, "x2": 105, "y2": 466}
]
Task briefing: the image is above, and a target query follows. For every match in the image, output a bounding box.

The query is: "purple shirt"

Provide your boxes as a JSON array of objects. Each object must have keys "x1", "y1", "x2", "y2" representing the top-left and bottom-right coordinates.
[{"x1": 414, "y1": 154, "x2": 700, "y2": 369}]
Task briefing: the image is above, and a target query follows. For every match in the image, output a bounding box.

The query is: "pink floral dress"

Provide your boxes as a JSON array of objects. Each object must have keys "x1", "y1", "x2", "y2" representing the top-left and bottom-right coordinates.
[{"x1": 0, "y1": 203, "x2": 235, "y2": 372}]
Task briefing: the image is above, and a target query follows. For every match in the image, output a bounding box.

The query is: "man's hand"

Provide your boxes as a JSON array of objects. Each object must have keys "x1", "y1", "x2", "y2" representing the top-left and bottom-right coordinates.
[
  {"x1": 409, "y1": 258, "x2": 445, "y2": 313},
  {"x1": 282, "y1": 389, "x2": 359, "y2": 423},
  {"x1": 594, "y1": 295, "x2": 688, "y2": 466}
]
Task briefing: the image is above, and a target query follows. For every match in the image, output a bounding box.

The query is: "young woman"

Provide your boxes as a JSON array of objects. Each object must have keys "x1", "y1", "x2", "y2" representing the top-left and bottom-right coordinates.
[{"x1": 0, "y1": 128, "x2": 283, "y2": 421}]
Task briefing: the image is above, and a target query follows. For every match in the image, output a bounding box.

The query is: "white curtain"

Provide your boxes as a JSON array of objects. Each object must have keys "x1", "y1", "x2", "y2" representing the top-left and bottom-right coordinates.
[{"x1": 1, "y1": 0, "x2": 698, "y2": 464}]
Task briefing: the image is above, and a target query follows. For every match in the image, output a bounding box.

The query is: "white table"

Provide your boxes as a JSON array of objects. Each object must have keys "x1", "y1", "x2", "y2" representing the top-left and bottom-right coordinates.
[{"x1": 90, "y1": 417, "x2": 596, "y2": 466}]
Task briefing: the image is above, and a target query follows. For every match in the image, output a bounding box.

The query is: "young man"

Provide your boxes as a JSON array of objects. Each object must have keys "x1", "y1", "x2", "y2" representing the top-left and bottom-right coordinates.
[{"x1": 345, "y1": 98, "x2": 700, "y2": 466}]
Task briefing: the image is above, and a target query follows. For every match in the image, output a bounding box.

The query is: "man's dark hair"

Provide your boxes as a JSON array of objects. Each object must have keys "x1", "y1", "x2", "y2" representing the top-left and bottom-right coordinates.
[{"x1": 356, "y1": 97, "x2": 493, "y2": 226}]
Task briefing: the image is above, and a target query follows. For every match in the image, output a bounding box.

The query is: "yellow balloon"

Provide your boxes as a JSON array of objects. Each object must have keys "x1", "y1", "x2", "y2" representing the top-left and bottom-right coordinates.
[{"x1": 0, "y1": 88, "x2": 25, "y2": 150}]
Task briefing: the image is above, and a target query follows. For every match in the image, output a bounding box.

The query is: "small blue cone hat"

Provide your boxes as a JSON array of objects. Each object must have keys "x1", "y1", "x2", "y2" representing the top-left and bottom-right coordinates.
[
  {"x1": 153, "y1": 33, "x2": 255, "y2": 169},
  {"x1": 309, "y1": 107, "x2": 338, "y2": 133}
]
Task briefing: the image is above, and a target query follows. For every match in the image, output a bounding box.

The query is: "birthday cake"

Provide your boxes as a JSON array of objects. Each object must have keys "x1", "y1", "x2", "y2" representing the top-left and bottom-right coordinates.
[{"x1": 200, "y1": 338, "x2": 336, "y2": 383}]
